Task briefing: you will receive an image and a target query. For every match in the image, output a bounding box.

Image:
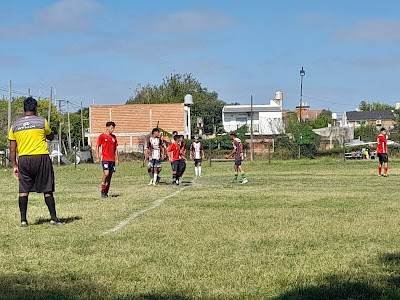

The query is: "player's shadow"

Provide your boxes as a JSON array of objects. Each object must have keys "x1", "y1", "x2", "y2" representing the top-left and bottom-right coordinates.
[
  {"x1": 33, "y1": 216, "x2": 82, "y2": 225},
  {"x1": 273, "y1": 252, "x2": 400, "y2": 299},
  {"x1": 108, "y1": 194, "x2": 121, "y2": 198},
  {"x1": 0, "y1": 272, "x2": 194, "y2": 299}
]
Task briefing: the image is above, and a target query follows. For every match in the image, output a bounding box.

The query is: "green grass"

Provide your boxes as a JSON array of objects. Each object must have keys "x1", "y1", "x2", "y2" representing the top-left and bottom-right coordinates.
[{"x1": 1, "y1": 158, "x2": 400, "y2": 299}]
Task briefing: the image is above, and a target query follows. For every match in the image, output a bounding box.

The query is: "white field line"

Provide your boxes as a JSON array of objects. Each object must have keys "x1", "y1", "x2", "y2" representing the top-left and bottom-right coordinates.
[{"x1": 102, "y1": 185, "x2": 190, "y2": 235}]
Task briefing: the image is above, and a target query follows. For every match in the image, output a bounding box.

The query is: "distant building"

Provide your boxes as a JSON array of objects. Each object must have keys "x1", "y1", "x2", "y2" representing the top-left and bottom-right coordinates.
[
  {"x1": 294, "y1": 101, "x2": 323, "y2": 121},
  {"x1": 222, "y1": 91, "x2": 284, "y2": 135},
  {"x1": 343, "y1": 110, "x2": 396, "y2": 128},
  {"x1": 86, "y1": 103, "x2": 186, "y2": 152}
]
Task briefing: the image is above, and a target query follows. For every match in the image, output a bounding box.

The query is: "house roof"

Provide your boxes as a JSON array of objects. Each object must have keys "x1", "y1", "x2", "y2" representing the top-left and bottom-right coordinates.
[
  {"x1": 223, "y1": 105, "x2": 281, "y2": 113},
  {"x1": 346, "y1": 110, "x2": 395, "y2": 121}
]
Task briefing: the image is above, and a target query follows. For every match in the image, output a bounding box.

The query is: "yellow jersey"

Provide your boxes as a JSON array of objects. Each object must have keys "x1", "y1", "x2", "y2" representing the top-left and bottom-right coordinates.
[{"x1": 8, "y1": 115, "x2": 52, "y2": 156}]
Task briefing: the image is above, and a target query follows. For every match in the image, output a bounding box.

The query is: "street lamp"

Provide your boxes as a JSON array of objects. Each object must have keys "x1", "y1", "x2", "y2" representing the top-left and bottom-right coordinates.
[
  {"x1": 299, "y1": 67, "x2": 305, "y2": 122},
  {"x1": 298, "y1": 67, "x2": 305, "y2": 159}
]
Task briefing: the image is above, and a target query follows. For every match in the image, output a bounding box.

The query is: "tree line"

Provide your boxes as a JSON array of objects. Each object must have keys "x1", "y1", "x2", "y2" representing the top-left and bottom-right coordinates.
[{"x1": 0, "y1": 97, "x2": 89, "y2": 151}]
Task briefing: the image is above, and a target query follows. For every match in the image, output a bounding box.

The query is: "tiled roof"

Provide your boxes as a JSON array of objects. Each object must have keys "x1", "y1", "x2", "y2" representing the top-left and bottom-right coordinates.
[{"x1": 346, "y1": 110, "x2": 395, "y2": 121}]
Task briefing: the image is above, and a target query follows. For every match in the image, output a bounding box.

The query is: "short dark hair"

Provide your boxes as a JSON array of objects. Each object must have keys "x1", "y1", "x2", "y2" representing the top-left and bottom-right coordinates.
[
  {"x1": 173, "y1": 135, "x2": 180, "y2": 141},
  {"x1": 106, "y1": 121, "x2": 116, "y2": 127},
  {"x1": 152, "y1": 128, "x2": 160, "y2": 134},
  {"x1": 24, "y1": 96, "x2": 37, "y2": 112},
  {"x1": 172, "y1": 131, "x2": 178, "y2": 135},
  {"x1": 380, "y1": 127, "x2": 386, "y2": 132},
  {"x1": 229, "y1": 132, "x2": 237, "y2": 137}
]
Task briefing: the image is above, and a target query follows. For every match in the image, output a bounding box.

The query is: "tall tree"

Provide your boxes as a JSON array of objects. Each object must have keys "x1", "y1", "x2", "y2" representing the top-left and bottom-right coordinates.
[
  {"x1": 358, "y1": 101, "x2": 394, "y2": 111},
  {"x1": 310, "y1": 110, "x2": 333, "y2": 129},
  {"x1": 0, "y1": 97, "x2": 60, "y2": 149},
  {"x1": 126, "y1": 73, "x2": 225, "y2": 134}
]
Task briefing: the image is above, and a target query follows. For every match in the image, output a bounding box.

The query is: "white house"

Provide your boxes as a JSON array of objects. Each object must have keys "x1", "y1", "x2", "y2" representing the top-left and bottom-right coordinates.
[{"x1": 222, "y1": 91, "x2": 284, "y2": 135}]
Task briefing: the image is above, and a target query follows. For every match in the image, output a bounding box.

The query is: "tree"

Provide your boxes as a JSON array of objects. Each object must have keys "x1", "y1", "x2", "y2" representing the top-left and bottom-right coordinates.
[
  {"x1": 0, "y1": 97, "x2": 60, "y2": 150},
  {"x1": 310, "y1": 109, "x2": 332, "y2": 129},
  {"x1": 281, "y1": 111, "x2": 320, "y2": 158},
  {"x1": 354, "y1": 124, "x2": 377, "y2": 142},
  {"x1": 358, "y1": 101, "x2": 394, "y2": 111},
  {"x1": 126, "y1": 73, "x2": 225, "y2": 135}
]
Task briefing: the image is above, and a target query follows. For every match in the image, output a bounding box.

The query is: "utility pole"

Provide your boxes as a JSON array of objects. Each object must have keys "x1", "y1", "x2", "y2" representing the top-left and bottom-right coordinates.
[
  {"x1": 250, "y1": 95, "x2": 254, "y2": 162},
  {"x1": 48, "y1": 87, "x2": 52, "y2": 124},
  {"x1": 81, "y1": 99, "x2": 85, "y2": 148},
  {"x1": 67, "y1": 101, "x2": 72, "y2": 152},
  {"x1": 7, "y1": 80, "x2": 11, "y2": 133},
  {"x1": 6, "y1": 80, "x2": 11, "y2": 167},
  {"x1": 58, "y1": 99, "x2": 63, "y2": 162}
]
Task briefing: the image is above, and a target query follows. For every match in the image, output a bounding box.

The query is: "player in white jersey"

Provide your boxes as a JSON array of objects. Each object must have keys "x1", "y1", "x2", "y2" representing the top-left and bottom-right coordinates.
[
  {"x1": 190, "y1": 136, "x2": 204, "y2": 177},
  {"x1": 146, "y1": 128, "x2": 164, "y2": 186}
]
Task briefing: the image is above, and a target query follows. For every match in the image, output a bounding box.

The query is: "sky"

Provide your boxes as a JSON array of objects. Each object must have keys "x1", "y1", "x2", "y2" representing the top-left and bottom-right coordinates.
[{"x1": 1, "y1": 0, "x2": 400, "y2": 114}]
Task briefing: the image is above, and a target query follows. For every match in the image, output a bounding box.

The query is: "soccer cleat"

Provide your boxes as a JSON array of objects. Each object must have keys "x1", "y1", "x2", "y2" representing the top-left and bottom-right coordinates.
[
  {"x1": 20, "y1": 221, "x2": 28, "y2": 228},
  {"x1": 148, "y1": 179, "x2": 153, "y2": 186},
  {"x1": 49, "y1": 220, "x2": 64, "y2": 226},
  {"x1": 101, "y1": 191, "x2": 108, "y2": 198},
  {"x1": 156, "y1": 176, "x2": 161, "y2": 183},
  {"x1": 175, "y1": 180, "x2": 180, "y2": 186},
  {"x1": 152, "y1": 181, "x2": 158, "y2": 186},
  {"x1": 241, "y1": 178, "x2": 248, "y2": 184},
  {"x1": 231, "y1": 179, "x2": 237, "y2": 183},
  {"x1": 378, "y1": 174, "x2": 382, "y2": 177},
  {"x1": 382, "y1": 173, "x2": 388, "y2": 177}
]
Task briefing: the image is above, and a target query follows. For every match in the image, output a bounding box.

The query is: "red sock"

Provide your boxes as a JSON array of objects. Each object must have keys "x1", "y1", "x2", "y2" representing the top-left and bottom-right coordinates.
[
  {"x1": 378, "y1": 166, "x2": 382, "y2": 175},
  {"x1": 384, "y1": 166, "x2": 388, "y2": 174},
  {"x1": 101, "y1": 184, "x2": 106, "y2": 191}
]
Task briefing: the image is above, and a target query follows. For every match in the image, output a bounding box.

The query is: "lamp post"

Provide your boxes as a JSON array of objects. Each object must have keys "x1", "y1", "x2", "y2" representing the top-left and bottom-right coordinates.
[
  {"x1": 299, "y1": 67, "x2": 305, "y2": 121},
  {"x1": 298, "y1": 67, "x2": 305, "y2": 159}
]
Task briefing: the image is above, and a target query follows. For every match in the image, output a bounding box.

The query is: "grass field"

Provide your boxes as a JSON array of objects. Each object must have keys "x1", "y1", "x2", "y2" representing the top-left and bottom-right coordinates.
[{"x1": 1, "y1": 158, "x2": 400, "y2": 300}]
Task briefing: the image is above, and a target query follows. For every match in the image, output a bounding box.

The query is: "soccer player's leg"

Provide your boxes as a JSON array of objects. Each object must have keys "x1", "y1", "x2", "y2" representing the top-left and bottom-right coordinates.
[
  {"x1": 377, "y1": 154, "x2": 383, "y2": 176},
  {"x1": 105, "y1": 162, "x2": 115, "y2": 195},
  {"x1": 198, "y1": 160, "x2": 202, "y2": 176},
  {"x1": 237, "y1": 163, "x2": 248, "y2": 184},
  {"x1": 101, "y1": 161, "x2": 111, "y2": 197},
  {"x1": 17, "y1": 157, "x2": 32, "y2": 227},
  {"x1": 232, "y1": 162, "x2": 239, "y2": 183},
  {"x1": 383, "y1": 155, "x2": 389, "y2": 177},
  {"x1": 147, "y1": 161, "x2": 154, "y2": 185},
  {"x1": 153, "y1": 160, "x2": 161, "y2": 185}
]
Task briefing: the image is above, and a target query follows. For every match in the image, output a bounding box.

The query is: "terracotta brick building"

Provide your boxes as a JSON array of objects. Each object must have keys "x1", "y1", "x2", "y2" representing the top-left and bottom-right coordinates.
[{"x1": 87, "y1": 103, "x2": 186, "y2": 152}]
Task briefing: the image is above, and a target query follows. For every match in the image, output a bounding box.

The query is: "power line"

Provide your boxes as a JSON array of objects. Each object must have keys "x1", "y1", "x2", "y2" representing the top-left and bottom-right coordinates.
[{"x1": 303, "y1": 95, "x2": 358, "y2": 109}]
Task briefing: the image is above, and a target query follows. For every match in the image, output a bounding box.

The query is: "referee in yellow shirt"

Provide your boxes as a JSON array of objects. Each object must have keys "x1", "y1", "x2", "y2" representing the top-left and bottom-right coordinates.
[{"x1": 8, "y1": 97, "x2": 62, "y2": 227}]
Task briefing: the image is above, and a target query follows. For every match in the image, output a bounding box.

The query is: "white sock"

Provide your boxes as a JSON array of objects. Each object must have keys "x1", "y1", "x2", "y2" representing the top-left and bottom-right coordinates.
[
  {"x1": 198, "y1": 166, "x2": 202, "y2": 176},
  {"x1": 153, "y1": 173, "x2": 158, "y2": 182},
  {"x1": 195, "y1": 167, "x2": 198, "y2": 176}
]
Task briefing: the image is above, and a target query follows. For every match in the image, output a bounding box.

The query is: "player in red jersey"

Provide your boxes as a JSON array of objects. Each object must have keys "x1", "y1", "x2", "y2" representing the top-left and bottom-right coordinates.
[
  {"x1": 176, "y1": 135, "x2": 187, "y2": 184},
  {"x1": 376, "y1": 127, "x2": 388, "y2": 177},
  {"x1": 96, "y1": 121, "x2": 118, "y2": 197},
  {"x1": 167, "y1": 135, "x2": 181, "y2": 185}
]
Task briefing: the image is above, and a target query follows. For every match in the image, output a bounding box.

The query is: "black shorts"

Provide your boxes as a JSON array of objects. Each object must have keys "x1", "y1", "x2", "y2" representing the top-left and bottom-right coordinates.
[
  {"x1": 235, "y1": 160, "x2": 242, "y2": 166},
  {"x1": 378, "y1": 153, "x2": 388, "y2": 164},
  {"x1": 102, "y1": 161, "x2": 116, "y2": 173},
  {"x1": 171, "y1": 161, "x2": 180, "y2": 172},
  {"x1": 194, "y1": 159, "x2": 202, "y2": 165},
  {"x1": 18, "y1": 154, "x2": 55, "y2": 193}
]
